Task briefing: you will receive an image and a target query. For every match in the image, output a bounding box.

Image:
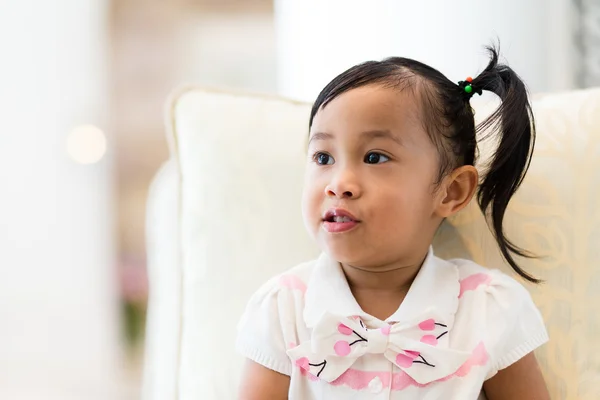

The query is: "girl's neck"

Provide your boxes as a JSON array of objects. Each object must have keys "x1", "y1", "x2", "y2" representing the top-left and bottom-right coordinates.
[{"x1": 340, "y1": 253, "x2": 427, "y2": 321}]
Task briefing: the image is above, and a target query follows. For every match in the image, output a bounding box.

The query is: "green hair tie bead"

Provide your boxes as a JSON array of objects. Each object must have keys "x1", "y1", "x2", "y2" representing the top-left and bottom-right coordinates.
[{"x1": 458, "y1": 77, "x2": 482, "y2": 99}]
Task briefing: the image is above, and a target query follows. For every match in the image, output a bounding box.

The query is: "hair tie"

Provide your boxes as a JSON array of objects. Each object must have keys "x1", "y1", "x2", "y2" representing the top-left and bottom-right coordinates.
[{"x1": 458, "y1": 77, "x2": 482, "y2": 99}]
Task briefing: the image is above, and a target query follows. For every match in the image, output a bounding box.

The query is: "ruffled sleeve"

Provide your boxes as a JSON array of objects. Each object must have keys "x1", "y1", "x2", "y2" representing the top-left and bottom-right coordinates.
[
  {"x1": 483, "y1": 270, "x2": 549, "y2": 379},
  {"x1": 235, "y1": 277, "x2": 296, "y2": 376}
]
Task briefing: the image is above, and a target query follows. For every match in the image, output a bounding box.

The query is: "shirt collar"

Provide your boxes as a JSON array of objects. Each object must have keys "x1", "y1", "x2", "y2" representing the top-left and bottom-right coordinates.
[{"x1": 303, "y1": 247, "x2": 460, "y2": 329}]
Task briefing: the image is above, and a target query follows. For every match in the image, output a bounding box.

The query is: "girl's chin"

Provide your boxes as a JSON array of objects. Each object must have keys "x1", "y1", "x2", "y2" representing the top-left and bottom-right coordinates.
[{"x1": 318, "y1": 240, "x2": 365, "y2": 265}]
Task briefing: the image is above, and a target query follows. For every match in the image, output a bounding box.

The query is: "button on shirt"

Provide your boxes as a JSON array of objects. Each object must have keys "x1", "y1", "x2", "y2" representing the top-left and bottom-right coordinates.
[{"x1": 236, "y1": 248, "x2": 548, "y2": 399}]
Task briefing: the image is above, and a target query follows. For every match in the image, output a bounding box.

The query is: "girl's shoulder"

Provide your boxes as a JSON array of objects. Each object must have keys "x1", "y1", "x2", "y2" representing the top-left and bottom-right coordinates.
[
  {"x1": 247, "y1": 258, "x2": 317, "y2": 302},
  {"x1": 446, "y1": 257, "x2": 532, "y2": 302},
  {"x1": 237, "y1": 258, "x2": 317, "y2": 335},
  {"x1": 446, "y1": 257, "x2": 548, "y2": 378},
  {"x1": 236, "y1": 259, "x2": 317, "y2": 376}
]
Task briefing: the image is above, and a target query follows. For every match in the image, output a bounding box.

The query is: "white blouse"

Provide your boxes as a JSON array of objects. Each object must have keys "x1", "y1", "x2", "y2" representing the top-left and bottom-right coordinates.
[{"x1": 236, "y1": 248, "x2": 548, "y2": 399}]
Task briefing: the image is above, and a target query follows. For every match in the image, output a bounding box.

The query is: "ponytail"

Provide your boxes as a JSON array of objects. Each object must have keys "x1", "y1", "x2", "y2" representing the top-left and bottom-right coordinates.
[{"x1": 471, "y1": 47, "x2": 539, "y2": 283}]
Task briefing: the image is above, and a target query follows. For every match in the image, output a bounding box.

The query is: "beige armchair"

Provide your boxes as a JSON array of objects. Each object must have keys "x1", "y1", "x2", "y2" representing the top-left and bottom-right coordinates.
[{"x1": 143, "y1": 86, "x2": 600, "y2": 399}]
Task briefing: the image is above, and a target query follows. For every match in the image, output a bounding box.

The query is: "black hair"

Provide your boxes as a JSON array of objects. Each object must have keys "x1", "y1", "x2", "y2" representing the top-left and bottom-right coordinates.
[{"x1": 308, "y1": 46, "x2": 539, "y2": 283}]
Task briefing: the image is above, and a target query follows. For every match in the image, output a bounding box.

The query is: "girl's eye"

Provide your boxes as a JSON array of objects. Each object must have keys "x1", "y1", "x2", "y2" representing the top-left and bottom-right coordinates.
[
  {"x1": 314, "y1": 152, "x2": 334, "y2": 165},
  {"x1": 364, "y1": 152, "x2": 390, "y2": 164}
]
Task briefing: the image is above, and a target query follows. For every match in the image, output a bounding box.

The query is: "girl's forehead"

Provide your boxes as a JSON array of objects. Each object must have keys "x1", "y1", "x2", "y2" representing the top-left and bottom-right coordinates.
[{"x1": 311, "y1": 85, "x2": 425, "y2": 142}]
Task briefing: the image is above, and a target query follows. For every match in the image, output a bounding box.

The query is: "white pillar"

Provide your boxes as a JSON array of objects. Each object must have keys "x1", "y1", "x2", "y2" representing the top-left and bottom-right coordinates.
[
  {"x1": 0, "y1": 1, "x2": 120, "y2": 399},
  {"x1": 275, "y1": 0, "x2": 576, "y2": 102}
]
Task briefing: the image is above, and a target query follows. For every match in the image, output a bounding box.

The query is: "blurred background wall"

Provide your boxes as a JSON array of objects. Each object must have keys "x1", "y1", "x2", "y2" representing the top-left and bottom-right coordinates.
[
  {"x1": 0, "y1": 0, "x2": 596, "y2": 398},
  {"x1": 0, "y1": 1, "x2": 120, "y2": 399}
]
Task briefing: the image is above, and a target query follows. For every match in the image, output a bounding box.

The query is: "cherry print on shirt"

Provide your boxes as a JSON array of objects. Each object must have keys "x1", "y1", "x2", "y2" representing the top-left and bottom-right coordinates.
[
  {"x1": 419, "y1": 319, "x2": 447, "y2": 331},
  {"x1": 419, "y1": 319, "x2": 448, "y2": 343},
  {"x1": 338, "y1": 323, "x2": 353, "y2": 335},
  {"x1": 333, "y1": 324, "x2": 368, "y2": 356},
  {"x1": 420, "y1": 335, "x2": 438, "y2": 346},
  {"x1": 334, "y1": 341, "x2": 352, "y2": 356},
  {"x1": 308, "y1": 360, "x2": 327, "y2": 377}
]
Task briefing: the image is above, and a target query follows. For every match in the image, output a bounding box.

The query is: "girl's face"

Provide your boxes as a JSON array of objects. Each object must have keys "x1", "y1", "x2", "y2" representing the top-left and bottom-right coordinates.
[{"x1": 302, "y1": 85, "x2": 445, "y2": 268}]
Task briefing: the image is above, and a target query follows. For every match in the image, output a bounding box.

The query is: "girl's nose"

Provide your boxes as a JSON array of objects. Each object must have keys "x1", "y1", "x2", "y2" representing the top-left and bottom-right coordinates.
[{"x1": 324, "y1": 169, "x2": 361, "y2": 199}]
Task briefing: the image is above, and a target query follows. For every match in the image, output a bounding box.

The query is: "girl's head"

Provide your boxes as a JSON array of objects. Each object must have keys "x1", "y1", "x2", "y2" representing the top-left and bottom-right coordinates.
[{"x1": 301, "y1": 46, "x2": 538, "y2": 282}]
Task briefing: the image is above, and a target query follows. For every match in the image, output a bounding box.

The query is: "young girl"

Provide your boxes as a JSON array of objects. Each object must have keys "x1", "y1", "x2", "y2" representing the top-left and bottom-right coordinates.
[{"x1": 236, "y1": 47, "x2": 549, "y2": 399}]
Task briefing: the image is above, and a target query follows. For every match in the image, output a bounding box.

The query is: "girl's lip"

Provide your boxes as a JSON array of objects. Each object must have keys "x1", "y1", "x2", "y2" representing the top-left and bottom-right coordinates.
[
  {"x1": 322, "y1": 220, "x2": 359, "y2": 233},
  {"x1": 322, "y1": 208, "x2": 360, "y2": 222}
]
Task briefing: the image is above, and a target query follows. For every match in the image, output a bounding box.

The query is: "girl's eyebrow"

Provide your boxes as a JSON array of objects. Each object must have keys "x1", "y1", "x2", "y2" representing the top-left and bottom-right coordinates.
[
  {"x1": 308, "y1": 131, "x2": 333, "y2": 145},
  {"x1": 360, "y1": 129, "x2": 404, "y2": 147},
  {"x1": 308, "y1": 130, "x2": 404, "y2": 147}
]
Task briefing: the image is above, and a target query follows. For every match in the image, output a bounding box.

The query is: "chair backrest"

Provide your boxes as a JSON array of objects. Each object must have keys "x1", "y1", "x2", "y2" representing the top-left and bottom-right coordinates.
[{"x1": 144, "y1": 86, "x2": 600, "y2": 400}]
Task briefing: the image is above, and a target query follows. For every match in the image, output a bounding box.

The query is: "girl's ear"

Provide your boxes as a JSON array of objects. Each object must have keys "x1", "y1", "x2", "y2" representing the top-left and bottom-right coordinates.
[{"x1": 434, "y1": 165, "x2": 478, "y2": 218}]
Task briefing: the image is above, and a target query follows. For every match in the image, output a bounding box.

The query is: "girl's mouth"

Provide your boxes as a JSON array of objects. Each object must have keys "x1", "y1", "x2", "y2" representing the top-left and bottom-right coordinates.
[{"x1": 322, "y1": 209, "x2": 360, "y2": 233}]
